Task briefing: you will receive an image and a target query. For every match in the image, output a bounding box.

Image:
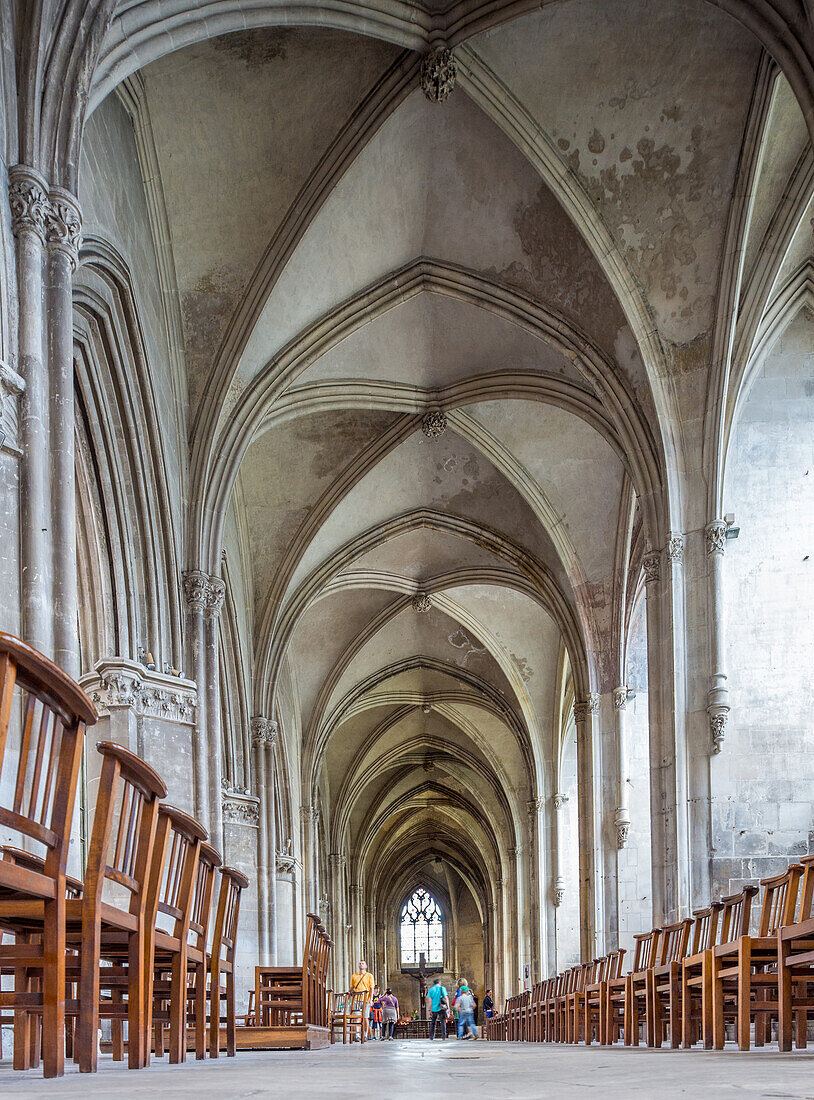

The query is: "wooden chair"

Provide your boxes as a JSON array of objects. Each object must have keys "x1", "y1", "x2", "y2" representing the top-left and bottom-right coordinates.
[
  {"x1": 624, "y1": 928, "x2": 661, "y2": 1046},
  {"x1": 566, "y1": 961, "x2": 595, "y2": 1043},
  {"x1": 207, "y1": 864, "x2": 250, "y2": 1057},
  {"x1": 555, "y1": 968, "x2": 577, "y2": 1042},
  {"x1": 63, "y1": 741, "x2": 167, "y2": 1072},
  {"x1": 255, "y1": 912, "x2": 328, "y2": 1028},
  {"x1": 183, "y1": 842, "x2": 222, "y2": 1059},
  {"x1": 777, "y1": 854, "x2": 814, "y2": 1050},
  {"x1": 0, "y1": 633, "x2": 96, "y2": 1078},
  {"x1": 235, "y1": 988, "x2": 256, "y2": 1028},
  {"x1": 648, "y1": 917, "x2": 693, "y2": 1047},
  {"x1": 680, "y1": 900, "x2": 725, "y2": 1048},
  {"x1": 145, "y1": 804, "x2": 208, "y2": 1064},
  {"x1": 329, "y1": 989, "x2": 369, "y2": 1043},
  {"x1": 585, "y1": 948, "x2": 624, "y2": 1045},
  {"x1": 543, "y1": 971, "x2": 564, "y2": 1042},
  {"x1": 710, "y1": 864, "x2": 804, "y2": 1050}
]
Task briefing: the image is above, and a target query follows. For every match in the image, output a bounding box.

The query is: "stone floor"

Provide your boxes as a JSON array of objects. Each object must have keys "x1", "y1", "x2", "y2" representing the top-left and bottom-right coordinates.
[{"x1": 3, "y1": 1039, "x2": 814, "y2": 1098}]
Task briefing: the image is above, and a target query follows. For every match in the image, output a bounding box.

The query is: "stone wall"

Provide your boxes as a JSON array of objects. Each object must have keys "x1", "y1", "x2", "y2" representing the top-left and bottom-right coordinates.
[{"x1": 716, "y1": 309, "x2": 814, "y2": 897}]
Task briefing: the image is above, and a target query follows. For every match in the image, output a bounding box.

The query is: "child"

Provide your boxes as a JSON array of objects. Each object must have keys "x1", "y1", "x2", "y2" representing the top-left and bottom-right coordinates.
[{"x1": 370, "y1": 986, "x2": 384, "y2": 1039}]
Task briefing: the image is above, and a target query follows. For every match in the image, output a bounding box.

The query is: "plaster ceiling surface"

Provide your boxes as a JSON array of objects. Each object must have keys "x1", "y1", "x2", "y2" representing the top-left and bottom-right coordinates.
[{"x1": 470, "y1": 0, "x2": 761, "y2": 346}]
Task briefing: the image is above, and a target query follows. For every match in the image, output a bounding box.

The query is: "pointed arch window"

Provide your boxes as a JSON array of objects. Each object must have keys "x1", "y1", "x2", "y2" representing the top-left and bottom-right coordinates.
[{"x1": 400, "y1": 887, "x2": 443, "y2": 965}]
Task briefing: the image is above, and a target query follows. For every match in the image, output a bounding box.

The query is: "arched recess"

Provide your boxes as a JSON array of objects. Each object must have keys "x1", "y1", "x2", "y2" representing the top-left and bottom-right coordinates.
[{"x1": 72, "y1": 238, "x2": 183, "y2": 669}]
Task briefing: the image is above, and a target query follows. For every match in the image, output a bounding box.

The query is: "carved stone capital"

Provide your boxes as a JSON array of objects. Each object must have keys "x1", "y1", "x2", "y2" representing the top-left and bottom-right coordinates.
[
  {"x1": 9, "y1": 168, "x2": 49, "y2": 242},
  {"x1": 182, "y1": 570, "x2": 209, "y2": 612},
  {"x1": 182, "y1": 570, "x2": 225, "y2": 615},
  {"x1": 45, "y1": 188, "x2": 82, "y2": 269},
  {"x1": 666, "y1": 533, "x2": 684, "y2": 564},
  {"x1": 329, "y1": 851, "x2": 347, "y2": 869},
  {"x1": 642, "y1": 550, "x2": 661, "y2": 585},
  {"x1": 349, "y1": 882, "x2": 363, "y2": 897},
  {"x1": 614, "y1": 809, "x2": 631, "y2": 849},
  {"x1": 552, "y1": 792, "x2": 568, "y2": 811},
  {"x1": 222, "y1": 789, "x2": 260, "y2": 827},
  {"x1": 251, "y1": 716, "x2": 278, "y2": 747},
  {"x1": 508, "y1": 845, "x2": 523, "y2": 859},
  {"x1": 421, "y1": 409, "x2": 447, "y2": 437},
  {"x1": 79, "y1": 658, "x2": 197, "y2": 724},
  {"x1": 526, "y1": 797, "x2": 545, "y2": 816},
  {"x1": 420, "y1": 47, "x2": 457, "y2": 102},
  {"x1": 613, "y1": 687, "x2": 629, "y2": 711},
  {"x1": 709, "y1": 708, "x2": 728, "y2": 754},
  {"x1": 705, "y1": 520, "x2": 727, "y2": 556},
  {"x1": 573, "y1": 701, "x2": 589, "y2": 724},
  {"x1": 553, "y1": 877, "x2": 565, "y2": 907},
  {"x1": 276, "y1": 846, "x2": 299, "y2": 873},
  {"x1": 412, "y1": 592, "x2": 432, "y2": 613}
]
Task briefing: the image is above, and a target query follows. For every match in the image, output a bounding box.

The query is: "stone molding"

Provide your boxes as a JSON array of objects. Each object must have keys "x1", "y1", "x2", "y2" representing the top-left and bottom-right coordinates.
[
  {"x1": 705, "y1": 520, "x2": 727, "y2": 556},
  {"x1": 45, "y1": 187, "x2": 82, "y2": 269},
  {"x1": 251, "y1": 715, "x2": 278, "y2": 747},
  {"x1": 182, "y1": 569, "x2": 225, "y2": 615},
  {"x1": 0, "y1": 359, "x2": 25, "y2": 454},
  {"x1": 420, "y1": 48, "x2": 457, "y2": 102},
  {"x1": 80, "y1": 658, "x2": 196, "y2": 724},
  {"x1": 421, "y1": 409, "x2": 448, "y2": 437},
  {"x1": 412, "y1": 591, "x2": 432, "y2": 613},
  {"x1": 222, "y1": 788, "x2": 260, "y2": 827},
  {"x1": 642, "y1": 550, "x2": 660, "y2": 585}
]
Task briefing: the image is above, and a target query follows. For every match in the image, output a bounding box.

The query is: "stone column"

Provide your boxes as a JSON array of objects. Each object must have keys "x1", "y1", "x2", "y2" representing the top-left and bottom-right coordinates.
[
  {"x1": 643, "y1": 540, "x2": 690, "y2": 923},
  {"x1": 552, "y1": 791, "x2": 567, "y2": 969},
  {"x1": 508, "y1": 845, "x2": 524, "y2": 986},
  {"x1": 613, "y1": 687, "x2": 632, "y2": 849},
  {"x1": 9, "y1": 167, "x2": 51, "y2": 656},
  {"x1": 264, "y1": 721, "x2": 279, "y2": 964},
  {"x1": 349, "y1": 882, "x2": 363, "y2": 969},
  {"x1": 183, "y1": 571, "x2": 210, "y2": 830},
  {"x1": 252, "y1": 716, "x2": 275, "y2": 962},
  {"x1": 329, "y1": 852, "x2": 347, "y2": 986},
  {"x1": 204, "y1": 575, "x2": 225, "y2": 847},
  {"x1": 574, "y1": 696, "x2": 601, "y2": 958},
  {"x1": 705, "y1": 521, "x2": 729, "y2": 753},
  {"x1": 45, "y1": 189, "x2": 81, "y2": 678},
  {"x1": 526, "y1": 797, "x2": 546, "y2": 979},
  {"x1": 364, "y1": 903, "x2": 375, "y2": 969}
]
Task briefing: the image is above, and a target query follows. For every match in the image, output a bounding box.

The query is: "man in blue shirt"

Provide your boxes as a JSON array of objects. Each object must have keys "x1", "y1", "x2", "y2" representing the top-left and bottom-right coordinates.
[{"x1": 426, "y1": 978, "x2": 449, "y2": 1040}]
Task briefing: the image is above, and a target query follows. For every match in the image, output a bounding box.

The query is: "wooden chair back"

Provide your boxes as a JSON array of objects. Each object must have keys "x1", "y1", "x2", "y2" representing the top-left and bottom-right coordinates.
[
  {"x1": 657, "y1": 918, "x2": 693, "y2": 965},
  {"x1": 212, "y1": 865, "x2": 250, "y2": 972},
  {"x1": 607, "y1": 947, "x2": 626, "y2": 979},
  {"x1": 796, "y1": 854, "x2": 814, "y2": 924},
  {"x1": 689, "y1": 902, "x2": 723, "y2": 954},
  {"x1": 632, "y1": 928, "x2": 661, "y2": 971},
  {"x1": 719, "y1": 884, "x2": 759, "y2": 942},
  {"x1": 188, "y1": 842, "x2": 222, "y2": 955},
  {"x1": 149, "y1": 804, "x2": 208, "y2": 939},
  {"x1": 83, "y1": 742, "x2": 167, "y2": 919},
  {"x1": 2, "y1": 845, "x2": 83, "y2": 897},
  {"x1": 0, "y1": 633, "x2": 95, "y2": 879},
  {"x1": 757, "y1": 864, "x2": 804, "y2": 936}
]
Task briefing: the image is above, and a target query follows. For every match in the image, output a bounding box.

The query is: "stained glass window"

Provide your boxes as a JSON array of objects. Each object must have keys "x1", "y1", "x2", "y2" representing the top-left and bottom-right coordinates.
[{"x1": 400, "y1": 887, "x2": 443, "y2": 965}]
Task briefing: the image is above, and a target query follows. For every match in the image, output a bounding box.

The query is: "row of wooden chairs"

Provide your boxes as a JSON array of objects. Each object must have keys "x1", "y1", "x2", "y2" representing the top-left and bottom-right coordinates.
[
  {"x1": 487, "y1": 857, "x2": 814, "y2": 1052},
  {"x1": 253, "y1": 912, "x2": 332, "y2": 1029},
  {"x1": 0, "y1": 632, "x2": 248, "y2": 1077}
]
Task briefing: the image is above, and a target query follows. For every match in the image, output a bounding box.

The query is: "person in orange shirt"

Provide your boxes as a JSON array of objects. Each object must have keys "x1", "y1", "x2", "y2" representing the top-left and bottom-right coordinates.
[{"x1": 350, "y1": 960, "x2": 375, "y2": 1038}]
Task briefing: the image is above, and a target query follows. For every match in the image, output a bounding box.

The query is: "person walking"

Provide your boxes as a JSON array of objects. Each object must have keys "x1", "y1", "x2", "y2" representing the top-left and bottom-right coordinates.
[
  {"x1": 453, "y1": 981, "x2": 464, "y2": 1038},
  {"x1": 350, "y1": 960, "x2": 375, "y2": 1039},
  {"x1": 426, "y1": 977, "x2": 449, "y2": 1040},
  {"x1": 456, "y1": 985, "x2": 478, "y2": 1040},
  {"x1": 381, "y1": 988, "x2": 399, "y2": 1039},
  {"x1": 483, "y1": 989, "x2": 495, "y2": 1019},
  {"x1": 370, "y1": 987, "x2": 383, "y2": 1040}
]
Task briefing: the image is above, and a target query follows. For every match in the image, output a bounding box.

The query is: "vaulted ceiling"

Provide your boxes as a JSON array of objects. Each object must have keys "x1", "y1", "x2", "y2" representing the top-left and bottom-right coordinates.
[{"x1": 105, "y1": 0, "x2": 811, "y2": 912}]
